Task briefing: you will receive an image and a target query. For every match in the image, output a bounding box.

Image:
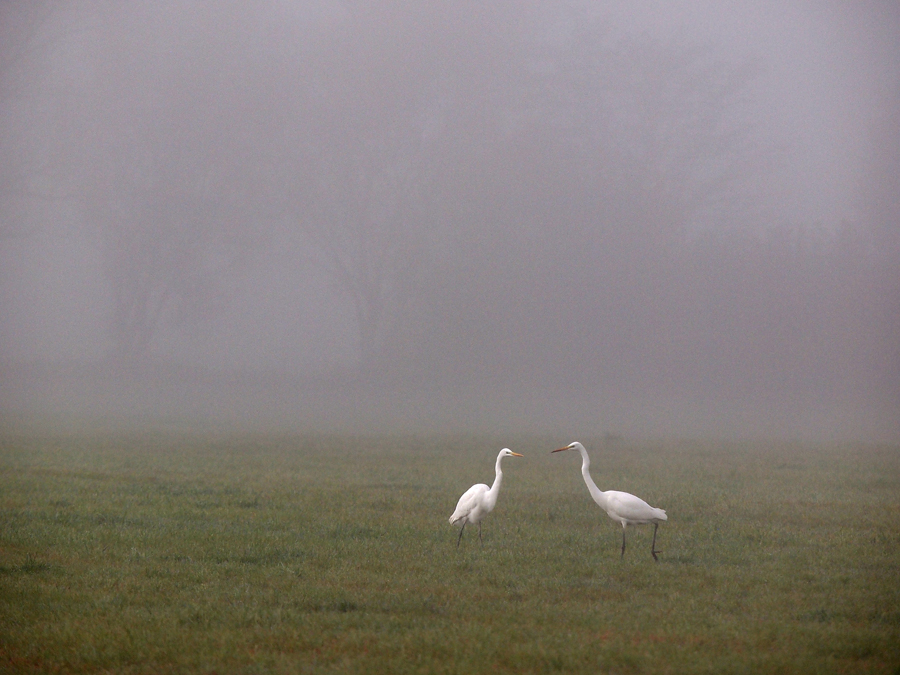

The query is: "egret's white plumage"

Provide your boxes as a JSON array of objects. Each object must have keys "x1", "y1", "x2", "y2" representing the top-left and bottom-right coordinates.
[
  {"x1": 553, "y1": 441, "x2": 667, "y2": 560},
  {"x1": 449, "y1": 448, "x2": 523, "y2": 547}
]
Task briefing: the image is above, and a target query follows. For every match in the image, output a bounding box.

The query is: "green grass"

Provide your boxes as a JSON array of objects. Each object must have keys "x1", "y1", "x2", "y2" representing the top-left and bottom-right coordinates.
[{"x1": 1, "y1": 431, "x2": 898, "y2": 674}]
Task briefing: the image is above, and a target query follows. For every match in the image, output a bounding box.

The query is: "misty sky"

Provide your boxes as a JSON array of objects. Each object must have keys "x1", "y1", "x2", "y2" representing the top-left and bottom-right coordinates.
[{"x1": 1, "y1": 1, "x2": 898, "y2": 441}]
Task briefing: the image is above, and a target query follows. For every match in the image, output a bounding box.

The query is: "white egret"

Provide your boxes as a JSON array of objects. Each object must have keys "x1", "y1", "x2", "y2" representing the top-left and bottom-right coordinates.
[
  {"x1": 553, "y1": 441, "x2": 667, "y2": 560},
  {"x1": 449, "y1": 448, "x2": 523, "y2": 547}
]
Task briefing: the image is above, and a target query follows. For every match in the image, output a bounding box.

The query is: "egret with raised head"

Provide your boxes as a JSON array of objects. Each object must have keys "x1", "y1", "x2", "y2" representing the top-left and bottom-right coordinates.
[
  {"x1": 553, "y1": 441, "x2": 667, "y2": 560},
  {"x1": 449, "y1": 448, "x2": 523, "y2": 547}
]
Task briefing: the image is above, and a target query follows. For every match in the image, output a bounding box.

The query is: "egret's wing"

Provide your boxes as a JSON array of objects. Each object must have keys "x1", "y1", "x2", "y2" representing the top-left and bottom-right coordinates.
[
  {"x1": 449, "y1": 483, "x2": 489, "y2": 524},
  {"x1": 606, "y1": 491, "x2": 666, "y2": 523}
]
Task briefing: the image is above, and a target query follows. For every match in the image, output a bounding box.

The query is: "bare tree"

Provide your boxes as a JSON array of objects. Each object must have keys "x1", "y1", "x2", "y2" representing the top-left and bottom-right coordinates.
[
  {"x1": 296, "y1": 4, "x2": 445, "y2": 366},
  {"x1": 296, "y1": 2, "x2": 551, "y2": 367},
  {"x1": 303, "y1": 146, "x2": 428, "y2": 365},
  {"x1": 69, "y1": 3, "x2": 294, "y2": 361}
]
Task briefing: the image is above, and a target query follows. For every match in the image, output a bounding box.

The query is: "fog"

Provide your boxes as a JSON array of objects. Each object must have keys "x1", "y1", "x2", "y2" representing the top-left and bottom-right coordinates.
[{"x1": 1, "y1": 1, "x2": 898, "y2": 441}]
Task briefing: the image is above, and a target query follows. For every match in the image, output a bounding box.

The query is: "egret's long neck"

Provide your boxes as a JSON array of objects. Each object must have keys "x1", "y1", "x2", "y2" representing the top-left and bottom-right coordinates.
[
  {"x1": 578, "y1": 446, "x2": 607, "y2": 507},
  {"x1": 489, "y1": 454, "x2": 504, "y2": 496}
]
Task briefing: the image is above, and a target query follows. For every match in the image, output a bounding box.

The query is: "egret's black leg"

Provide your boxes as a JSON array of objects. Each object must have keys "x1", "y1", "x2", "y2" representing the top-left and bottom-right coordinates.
[
  {"x1": 621, "y1": 526, "x2": 627, "y2": 557},
  {"x1": 651, "y1": 522, "x2": 661, "y2": 561},
  {"x1": 457, "y1": 521, "x2": 466, "y2": 548},
  {"x1": 478, "y1": 522, "x2": 483, "y2": 546}
]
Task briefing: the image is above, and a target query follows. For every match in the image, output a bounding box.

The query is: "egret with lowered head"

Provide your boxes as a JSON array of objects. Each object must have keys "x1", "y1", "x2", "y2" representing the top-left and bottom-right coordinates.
[
  {"x1": 449, "y1": 448, "x2": 523, "y2": 547},
  {"x1": 553, "y1": 441, "x2": 667, "y2": 560}
]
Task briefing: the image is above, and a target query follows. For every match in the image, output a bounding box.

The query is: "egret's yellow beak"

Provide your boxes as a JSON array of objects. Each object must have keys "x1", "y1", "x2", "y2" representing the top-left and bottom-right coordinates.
[
  {"x1": 510, "y1": 452, "x2": 524, "y2": 457},
  {"x1": 551, "y1": 446, "x2": 570, "y2": 453}
]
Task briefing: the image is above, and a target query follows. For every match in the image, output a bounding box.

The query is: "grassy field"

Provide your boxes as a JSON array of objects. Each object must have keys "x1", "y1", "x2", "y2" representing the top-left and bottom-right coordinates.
[{"x1": 1, "y1": 431, "x2": 898, "y2": 674}]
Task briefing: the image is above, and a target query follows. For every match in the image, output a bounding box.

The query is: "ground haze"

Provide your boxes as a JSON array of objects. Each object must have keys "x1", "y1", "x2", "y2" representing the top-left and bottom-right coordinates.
[{"x1": 1, "y1": 2, "x2": 898, "y2": 442}]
